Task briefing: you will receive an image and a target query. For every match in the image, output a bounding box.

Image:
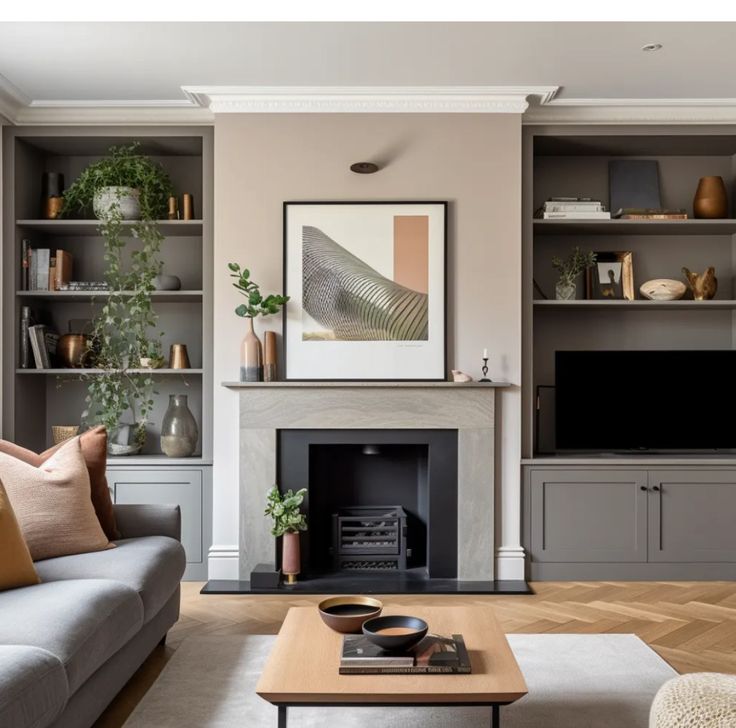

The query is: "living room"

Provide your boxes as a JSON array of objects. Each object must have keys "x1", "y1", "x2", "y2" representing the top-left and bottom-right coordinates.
[{"x1": 1, "y1": 10, "x2": 735, "y2": 728}]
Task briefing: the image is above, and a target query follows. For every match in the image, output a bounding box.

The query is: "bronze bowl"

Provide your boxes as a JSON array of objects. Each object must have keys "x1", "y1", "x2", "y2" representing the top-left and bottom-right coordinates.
[
  {"x1": 362, "y1": 615, "x2": 428, "y2": 651},
  {"x1": 317, "y1": 596, "x2": 383, "y2": 634},
  {"x1": 57, "y1": 334, "x2": 91, "y2": 368}
]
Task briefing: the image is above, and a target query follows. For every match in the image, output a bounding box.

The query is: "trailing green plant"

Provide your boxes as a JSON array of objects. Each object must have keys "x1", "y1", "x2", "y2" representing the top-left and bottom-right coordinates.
[
  {"x1": 228, "y1": 263, "x2": 289, "y2": 318},
  {"x1": 264, "y1": 486, "x2": 308, "y2": 537},
  {"x1": 69, "y1": 144, "x2": 172, "y2": 447},
  {"x1": 552, "y1": 247, "x2": 597, "y2": 287}
]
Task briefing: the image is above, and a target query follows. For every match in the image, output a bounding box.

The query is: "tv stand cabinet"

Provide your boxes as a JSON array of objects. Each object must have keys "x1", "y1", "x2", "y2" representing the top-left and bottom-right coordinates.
[{"x1": 522, "y1": 462, "x2": 736, "y2": 580}]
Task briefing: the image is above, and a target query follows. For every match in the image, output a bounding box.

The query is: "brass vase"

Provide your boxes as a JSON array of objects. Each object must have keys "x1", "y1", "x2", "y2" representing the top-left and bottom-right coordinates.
[
  {"x1": 169, "y1": 344, "x2": 191, "y2": 369},
  {"x1": 282, "y1": 531, "x2": 301, "y2": 584},
  {"x1": 240, "y1": 317, "x2": 263, "y2": 382},
  {"x1": 264, "y1": 331, "x2": 277, "y2": 382},
  {"x1": 693, "y1": 176, "x2": 728, "y2": 219}
]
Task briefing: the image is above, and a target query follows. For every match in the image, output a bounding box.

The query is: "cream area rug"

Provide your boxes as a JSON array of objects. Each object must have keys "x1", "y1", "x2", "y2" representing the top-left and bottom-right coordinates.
[{"x1": 123, "y1": 634, "x2": 676, "y2": 728}]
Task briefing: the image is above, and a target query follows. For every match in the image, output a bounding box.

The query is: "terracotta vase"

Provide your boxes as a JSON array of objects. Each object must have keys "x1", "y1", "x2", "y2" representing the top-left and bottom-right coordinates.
[
  {"x1": 282, "y1": 531, "x2": 301, "y2": 584},
  {"x1": 240, "y1": 317, "x2": 263, "y2": 382},
  {"x1": 693, "y1": 176, "x2": 728, "y2": 219},
  {"x1": 263, "y1": 331, "x2": 277, "y2": 382}
]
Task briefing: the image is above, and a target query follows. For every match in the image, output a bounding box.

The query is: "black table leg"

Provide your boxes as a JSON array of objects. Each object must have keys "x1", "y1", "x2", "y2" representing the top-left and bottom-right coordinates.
[
  {"x1": 277, "y1": 705, "x2": 287, "y2": 728},
  {"x1": 491, "y1": 704, "x2": 500, "y2": 728}
]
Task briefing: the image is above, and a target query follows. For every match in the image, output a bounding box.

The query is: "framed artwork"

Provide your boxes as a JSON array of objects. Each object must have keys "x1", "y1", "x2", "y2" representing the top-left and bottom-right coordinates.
[
  {"x1": 283, "y1": 201, "x2": 447, "y2": 380},
  {"x1": 586, "y1": 251, "x2": 635, "y2": 300}
]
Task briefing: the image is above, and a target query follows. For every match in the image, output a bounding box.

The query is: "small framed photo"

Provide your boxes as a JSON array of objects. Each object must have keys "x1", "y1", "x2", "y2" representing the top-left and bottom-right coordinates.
[
  {"x1": 283, "y1": 201, "x2": 447, "y2": 381},
  {"x1": 586, "y1": 251, "x2": 634, "y2": 300}
]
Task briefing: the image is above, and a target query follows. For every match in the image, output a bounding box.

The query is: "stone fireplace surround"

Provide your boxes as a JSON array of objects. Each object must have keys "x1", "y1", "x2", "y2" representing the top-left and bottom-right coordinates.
[{"x1": 223, "y1": 381, "x2": 509, "y2": 584}]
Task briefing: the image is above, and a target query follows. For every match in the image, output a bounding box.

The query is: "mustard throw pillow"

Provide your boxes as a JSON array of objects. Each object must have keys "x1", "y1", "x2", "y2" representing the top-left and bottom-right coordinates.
[
  {"x1": 0, "y1": 481, "x2": 40, "y2": 590},
  {"x1": 0, "y1": 437, "x2": 113, "y2": 561}
]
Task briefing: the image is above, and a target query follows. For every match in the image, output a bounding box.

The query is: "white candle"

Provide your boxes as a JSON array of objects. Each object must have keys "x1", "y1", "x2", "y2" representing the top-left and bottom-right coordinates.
[{"x1": 483, "y1": 348, "x2": 488, "y2": 359}]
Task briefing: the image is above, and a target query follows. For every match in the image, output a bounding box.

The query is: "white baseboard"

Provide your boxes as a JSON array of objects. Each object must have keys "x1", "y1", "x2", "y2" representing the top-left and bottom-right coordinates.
[
  {"x1": 495, "y1": 546, "x2": 527, "y2": 581},
  {"x1": 207, "y1": 545, "x2": 239, "y2": 580}
]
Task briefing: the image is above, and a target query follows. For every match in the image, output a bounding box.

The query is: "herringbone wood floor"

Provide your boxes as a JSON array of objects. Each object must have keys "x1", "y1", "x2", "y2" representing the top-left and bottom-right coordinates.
[{"x1": 94, "y1": 581, "x2": 736, "y2": 727}]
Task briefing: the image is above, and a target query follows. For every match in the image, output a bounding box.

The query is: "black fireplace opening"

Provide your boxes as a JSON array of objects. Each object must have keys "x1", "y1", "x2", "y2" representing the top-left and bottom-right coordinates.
[{"x1": 277, "y1": 429, "x2": 458, "y2": 580}]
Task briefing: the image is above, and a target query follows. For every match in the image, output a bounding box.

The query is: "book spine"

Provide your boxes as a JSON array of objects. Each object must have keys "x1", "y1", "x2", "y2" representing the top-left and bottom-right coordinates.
[
  {"x1": 339, "y1": 666, "x2": 471, "y2": 675},
  {"x1": 35, "y1": 249, "x2": 50, "y2": 291},
  {"x1": 49, "y1": 257, "x2": 57, "y2": 291},
  {"x1": 55, "y1": 250, "x2": 73, "y2": 289},
  {"x1": 28, "y1": 326, "x2": 44, "y2": 369},
  {"x1": 620, "y1": 214, "x2": 688, "y2": 220},
  {"x1": 21, "y1": 239, "x2": 30, "y2": 290},
  {"x1": 543, "y1": 212, "x2": 611, "y2": 220},
  {"x1": 29, "y1": 247, "x2": 37, "y2": 291},
  {"x1": 20, "y1": 307, "x2": 31, "y2": 369}
]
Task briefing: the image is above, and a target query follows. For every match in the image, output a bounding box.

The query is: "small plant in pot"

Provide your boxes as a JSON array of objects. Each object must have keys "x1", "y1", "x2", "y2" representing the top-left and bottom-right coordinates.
[
  {"x1": 228, "y1": 263, "x2": 289, "y2": 382},
  {"x1": 265, "y1": 486, "x2": 308, "y2": 584},
  {"x1": 552, "y1": 247, "x2": 597, "y2": 300}
]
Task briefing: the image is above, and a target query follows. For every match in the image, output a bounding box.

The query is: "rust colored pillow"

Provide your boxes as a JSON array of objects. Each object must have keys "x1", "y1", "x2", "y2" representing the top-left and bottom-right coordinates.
[
  {"x1": 0, "y1": 437, "x2": 113, "y2": 561},
  {"x1": 0, "y1": 481, "x2": 40, "y2": 590},
  {"x1": 0, "y1": 426, "x2": 119, "y2": 540}
]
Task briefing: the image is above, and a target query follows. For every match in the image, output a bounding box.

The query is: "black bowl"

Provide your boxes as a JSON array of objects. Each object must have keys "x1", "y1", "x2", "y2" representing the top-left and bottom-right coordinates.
[{"x1": 362, "y1": 615, "x2": 429, "y2": 651}]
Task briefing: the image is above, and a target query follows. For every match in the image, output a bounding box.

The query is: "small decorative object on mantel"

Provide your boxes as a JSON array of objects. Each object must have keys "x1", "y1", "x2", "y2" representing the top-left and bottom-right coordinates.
[
  {"x1": 479, "y1": 348, "x2": 491, "y2": 382},
  {"x1": 451, "y1": 370, "x2": 473, "y2": 383},
  {"x1": 169, "y1": 344, "x2": 191, "y2": 369},
  {"x1": 160, "y1": 394, "x2": 199, "y2": 458},
  {"x1": 693, "y1": 176, "x2": 728, "y2": 219},
  {"x1": 640, "y1": 279, "x2": 687, "y2": 301},
  {"x1": 683, "y1": 266, "x2": 718, "y2": 301},
  {"x1": 264, "y1": 331, "x2": 278, "y2": 382},
  {"x1": 283, "y1": 202, "x2": 447, "y2": 380},
  {"x1": 585, "y1": 251, "x2": 634, "y2": 301},
  {"x1": 229, "y1": 263, "x2": 289, "y2": 382},
  {"x1": 41, "y1": 172, "x2": 64, "y2": 219},
  {"x1": 265, "y1": 486, "x2": 307, "y2": 585},
  {"x1": 552, "y1": 247, "x2": 597, "y2": 300}
]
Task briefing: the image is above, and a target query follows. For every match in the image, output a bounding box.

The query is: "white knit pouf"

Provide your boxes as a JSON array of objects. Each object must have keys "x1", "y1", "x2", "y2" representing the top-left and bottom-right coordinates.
[{"x1": 650, "y1": 673, "x2": 736, "y2": 728}]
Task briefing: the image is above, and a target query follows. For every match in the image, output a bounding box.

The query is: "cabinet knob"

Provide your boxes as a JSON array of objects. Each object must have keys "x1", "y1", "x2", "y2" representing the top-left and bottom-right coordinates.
[
  {"x1": 652, "y1": 485, "x2": 660, "y2": 492},
  {"x1": 640, "y1": 485, "x2": 648, "y2": 491}
]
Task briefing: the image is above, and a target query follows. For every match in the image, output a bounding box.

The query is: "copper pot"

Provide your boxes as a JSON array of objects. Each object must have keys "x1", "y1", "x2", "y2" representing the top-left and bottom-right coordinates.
[
  {"x1": 693, "y1": 176, "x2": 729, "y2": 219},
  {"x1": 57, "y1": 334, "x2": 91, "y2": 368}
]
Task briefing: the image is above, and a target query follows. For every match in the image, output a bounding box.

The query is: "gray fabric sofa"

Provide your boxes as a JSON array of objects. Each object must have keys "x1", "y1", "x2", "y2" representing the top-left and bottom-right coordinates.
[{"x1": 0, "y1": 504, "x2": 186, "y2": 728}]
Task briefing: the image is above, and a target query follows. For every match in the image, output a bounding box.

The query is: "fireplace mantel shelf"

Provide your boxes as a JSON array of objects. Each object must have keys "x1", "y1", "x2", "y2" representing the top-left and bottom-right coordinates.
[{"x1": 223, "y1": 381, "x2": 511, "y2": 389}]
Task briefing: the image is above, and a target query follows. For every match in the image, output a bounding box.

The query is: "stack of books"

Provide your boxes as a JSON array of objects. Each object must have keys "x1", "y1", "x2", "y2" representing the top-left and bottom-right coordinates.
[
  {"x1": 339, "y1": 633, "x2": 471, "y2": 675},
  {"x1": 21, "y1": 240, "x2": 73, "y2": 291},
  {"x1": 612, "y1": 208, "x2": 688, "y2": 220},
  {"x1": 537, "y1": 198, "x2": 611, "y2": 220}
]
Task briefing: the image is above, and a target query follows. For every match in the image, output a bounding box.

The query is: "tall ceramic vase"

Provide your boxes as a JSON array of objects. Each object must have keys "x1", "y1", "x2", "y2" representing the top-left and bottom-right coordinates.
[
  {"x1": 693, "y1": 176, "x2": 728, "y2": 219},
  {"x1": 160, "y1": 394, "x2": 199, "y2": 457},
  {"x1": 240, "y1": 317, "x2": 263, "y2": 382},
  {"x1": 282, "y1": 531, "x2": 301, "y2": 584}
]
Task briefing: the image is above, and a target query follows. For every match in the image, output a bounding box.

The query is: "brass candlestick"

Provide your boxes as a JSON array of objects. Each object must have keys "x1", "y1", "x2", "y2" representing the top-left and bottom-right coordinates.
[{"x1": 167, "y1": 196, "x2": 179, "y2": 220}]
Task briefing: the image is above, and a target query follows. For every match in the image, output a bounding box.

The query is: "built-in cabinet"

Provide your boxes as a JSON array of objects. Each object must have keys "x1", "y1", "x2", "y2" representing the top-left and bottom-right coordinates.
[{"x1": 524, "y1": 465, "x2": 736, "y2": 579}]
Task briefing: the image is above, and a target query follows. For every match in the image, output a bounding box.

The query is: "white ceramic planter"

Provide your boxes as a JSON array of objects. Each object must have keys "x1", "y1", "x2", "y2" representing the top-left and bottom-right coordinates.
[{"x1": 93, "y1": 186, "x2": 141, "y2": 220}]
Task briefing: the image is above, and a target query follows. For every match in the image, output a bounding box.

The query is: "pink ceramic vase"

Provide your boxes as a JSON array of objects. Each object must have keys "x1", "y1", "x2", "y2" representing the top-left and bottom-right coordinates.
[{"x1": 282, "y1": 531, "x2": 301, "y2": 583}]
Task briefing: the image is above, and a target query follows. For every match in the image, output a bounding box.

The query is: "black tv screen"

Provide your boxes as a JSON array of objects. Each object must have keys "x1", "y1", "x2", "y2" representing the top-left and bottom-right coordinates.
[{"x1": 555, "y1": 351, "x2": 736, "y2": 451}]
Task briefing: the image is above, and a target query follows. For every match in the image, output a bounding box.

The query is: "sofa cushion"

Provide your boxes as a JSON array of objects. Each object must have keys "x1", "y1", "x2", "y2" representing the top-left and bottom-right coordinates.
[
  {"x1": 0, "y1": 482, "x2": 39, "y2": 591},
  {"x1": 0, "y1": 645, "x2": 68, "y2": 728},
  {"x1": 0, "y1": 579, "x2": 143, "y2": 694},
  {"x1": 0, "y1": 426, "x2": 119, "y2": 540},
  {"x1": 0, "y1": 438, "x2": 113, "y2": 561},
  {"x1": 35, "y1": 536, "x2": 185, "y2": 623}
]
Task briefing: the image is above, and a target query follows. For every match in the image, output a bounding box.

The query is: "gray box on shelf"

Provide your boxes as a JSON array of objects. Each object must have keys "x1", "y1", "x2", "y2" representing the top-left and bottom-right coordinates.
[{"x1": 250, "y1": 563, "x2": 281, "y2": 589}]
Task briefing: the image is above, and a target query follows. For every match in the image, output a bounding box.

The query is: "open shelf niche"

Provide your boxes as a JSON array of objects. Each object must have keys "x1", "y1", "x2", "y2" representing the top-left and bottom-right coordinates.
[{"x1": 522, "y1": 125, "x2": 736, "y2": 461}]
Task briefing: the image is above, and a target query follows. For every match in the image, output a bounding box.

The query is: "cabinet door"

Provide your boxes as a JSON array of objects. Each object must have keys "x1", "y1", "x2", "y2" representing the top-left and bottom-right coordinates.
[
  {"x1": 648, "y1": 470, "x2": 736, "y2": 563},
  {"x1": 108, "y1": 468, "x2": 205, "y2": 577},
  {"x1": 530, "y1": 470, "x2": 648, "y2": 562}
]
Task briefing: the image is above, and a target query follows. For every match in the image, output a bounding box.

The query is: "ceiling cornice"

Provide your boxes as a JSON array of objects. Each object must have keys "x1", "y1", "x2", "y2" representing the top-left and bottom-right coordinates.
[{"x1": 182, "y1": 85, "x2": 560, "y2": 114}]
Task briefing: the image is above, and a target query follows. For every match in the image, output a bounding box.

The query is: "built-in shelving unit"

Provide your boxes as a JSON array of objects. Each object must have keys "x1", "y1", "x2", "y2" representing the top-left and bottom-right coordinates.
[
  {"x1": 16, "y1": 290, "x2": 204, "y2": 302},
  {"x1": 17, "y1": 219, "x2": 204, "y2": 236}
]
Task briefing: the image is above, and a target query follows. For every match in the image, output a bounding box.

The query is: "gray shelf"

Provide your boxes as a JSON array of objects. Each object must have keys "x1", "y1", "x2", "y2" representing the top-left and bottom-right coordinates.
[
  {"x1": 533, "y1": 299, "x2": 736, "y2": 310},
  {"x1": 17, "y1": 219, "x2": 203, "y2": 236},
  {"x1": 533, "y1": 219, "x2": 736, "y2": 236},
  {"x1": 107, "y1": 455, "x2": 213, "y2": 466},
  {"x1": 17, "y1": 290, "x2": 203, "y2": 302},
  {"x1": 223, "y1": 380, "x2": 511, "y2": 388},
  {"x1": 523, "y1": 455, "x2": 736, "y2": 466},
  {"x1": 16, "y1": 368, "x2": 203, "y2": 375}
]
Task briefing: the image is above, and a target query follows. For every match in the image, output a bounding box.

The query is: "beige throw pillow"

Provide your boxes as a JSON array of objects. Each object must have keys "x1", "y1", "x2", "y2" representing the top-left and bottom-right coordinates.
[
  {"x1": 0, "y1": 437, "x2": 113, "y2": 561},
  {"x1": 0, "y1": 481, "x2": 40, "y2": 590}
]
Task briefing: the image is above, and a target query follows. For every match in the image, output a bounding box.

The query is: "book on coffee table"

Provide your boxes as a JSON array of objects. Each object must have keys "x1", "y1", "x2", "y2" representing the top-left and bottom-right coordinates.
[{"x1": 340, "y1": 633, "x2": 471, "y2": 674}]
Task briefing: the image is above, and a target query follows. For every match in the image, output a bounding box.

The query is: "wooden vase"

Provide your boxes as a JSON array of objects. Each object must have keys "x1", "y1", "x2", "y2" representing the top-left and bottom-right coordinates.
[
  {"x1": 240, "y1": 317, "x2": 263, "y2": 382},
  {"x1": 693, "y1": 176, "x2": 728, "y2": 219},
  {"x1": 264, "y1": 331, "x2": 277, "y2": 382},
  {"x1": 282, "y1": 531, "x2": 301, "y2": 584}
]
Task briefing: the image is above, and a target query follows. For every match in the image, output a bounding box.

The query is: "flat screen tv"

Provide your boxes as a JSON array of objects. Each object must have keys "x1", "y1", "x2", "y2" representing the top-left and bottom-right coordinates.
[{"x1": 555, "y1": 351, "x2": 736, "y2": 452}]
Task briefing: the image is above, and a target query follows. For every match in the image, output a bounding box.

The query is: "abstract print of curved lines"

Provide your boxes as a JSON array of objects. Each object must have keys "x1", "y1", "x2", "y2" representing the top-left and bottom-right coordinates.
[{"x1": 302, "y1": 226, "x2": 428, "y2": 341}]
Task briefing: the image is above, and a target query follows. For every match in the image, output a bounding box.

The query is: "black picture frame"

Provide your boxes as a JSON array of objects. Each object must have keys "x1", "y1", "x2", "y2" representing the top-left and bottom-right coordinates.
[{"x1": 282, "y1": 201, "x2": 448, "y2": 381}]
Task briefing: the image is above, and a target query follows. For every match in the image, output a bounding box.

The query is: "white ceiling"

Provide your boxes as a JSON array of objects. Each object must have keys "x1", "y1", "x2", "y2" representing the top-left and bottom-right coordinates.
[{"x1": 1, "y1": 22, "x2": 736, "y2": 122}]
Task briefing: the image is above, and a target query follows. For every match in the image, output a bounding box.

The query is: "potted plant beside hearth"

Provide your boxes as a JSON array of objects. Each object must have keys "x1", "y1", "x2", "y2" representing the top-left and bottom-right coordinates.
[{"x1": 265, "y1": 486, "x2": 308, "y2": 584}]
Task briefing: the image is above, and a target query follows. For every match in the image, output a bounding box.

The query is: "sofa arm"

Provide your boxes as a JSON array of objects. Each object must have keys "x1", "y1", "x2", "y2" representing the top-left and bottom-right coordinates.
[{"x1": 113, "y1": 504, "x2": 181, "y2": 541}]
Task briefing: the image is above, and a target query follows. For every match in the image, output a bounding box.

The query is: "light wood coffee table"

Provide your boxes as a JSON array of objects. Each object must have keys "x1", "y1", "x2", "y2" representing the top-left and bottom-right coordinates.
[{"x1": 257, "y1": 605, "x2": 528, "y2": 727}]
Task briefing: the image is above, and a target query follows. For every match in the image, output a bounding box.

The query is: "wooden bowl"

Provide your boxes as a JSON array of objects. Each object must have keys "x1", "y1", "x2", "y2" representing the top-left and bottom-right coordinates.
[
  {"x1": 317, "y1": 596, "x2": 383, "y2": 634},
  {"x1": 362, "y1": 615, "x2": 429, "y2": 651}
]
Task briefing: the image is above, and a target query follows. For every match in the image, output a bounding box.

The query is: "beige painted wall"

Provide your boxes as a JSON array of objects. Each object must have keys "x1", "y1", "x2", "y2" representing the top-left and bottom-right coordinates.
[{"x1": 211, "y1": 113, "x2": 523, "y2": 579}]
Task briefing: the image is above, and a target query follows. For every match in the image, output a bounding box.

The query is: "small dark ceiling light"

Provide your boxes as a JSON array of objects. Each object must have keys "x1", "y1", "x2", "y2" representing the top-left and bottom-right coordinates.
[
  {"x1": 350, "y1": 162, "x2": 380, "y2": 174},
  {"x1": 641, "y1": 43, "x2": 663, "y2": 52}
]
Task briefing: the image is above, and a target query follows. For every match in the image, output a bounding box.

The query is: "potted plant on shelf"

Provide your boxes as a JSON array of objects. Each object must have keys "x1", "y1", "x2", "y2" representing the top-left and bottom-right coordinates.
[
  {"x1": 228, "y1": 263, "x2": 289, "y2": 382},
  {"x1": 552, "y1": 247, "x2": 597, "y2": 301},
  {"x1": 64, "y1": 143, "x2": 172, "y2": 454},
  {"x1": 265, "y1": 486, "x2": 308, "y2": 584}
]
